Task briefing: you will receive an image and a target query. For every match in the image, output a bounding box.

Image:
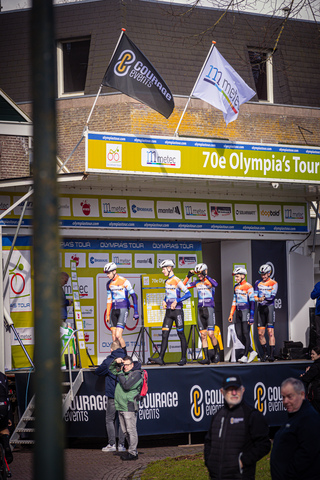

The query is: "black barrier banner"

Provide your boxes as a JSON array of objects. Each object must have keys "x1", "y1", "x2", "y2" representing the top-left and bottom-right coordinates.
[{"x1": 59, "y1": 363, "x2": 309, "y2": 438}]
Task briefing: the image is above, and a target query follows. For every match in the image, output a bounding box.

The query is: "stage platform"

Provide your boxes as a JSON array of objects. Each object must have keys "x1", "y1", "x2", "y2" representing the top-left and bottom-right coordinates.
[{"x1": 12, "y1": 358, "x2": 311, "y2": 438}]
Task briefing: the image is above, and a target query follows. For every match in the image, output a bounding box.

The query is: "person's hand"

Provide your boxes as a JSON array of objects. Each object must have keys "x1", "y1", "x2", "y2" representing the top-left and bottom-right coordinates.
[
  {"x1": 228, "y1": 316, "x2": 233, "y2": 323},
  {"x1": 115, "y1": 358, "x2": 123, "y2": 364},
  {"x1": 162, "y1": 300, "x2": 167, "y2": 309},
  {"x1": 8, "y1": 419, "x2": 12, "y2": 427},
  {"x1": 258, "y1": 296, "x2": 265, "y2": 302},
  {"x1": 133, "y1": 314, "x2": 139, "y2": 320},
  {"x1": 171, "y1": 300, "x2": 177, "y2": 310}
]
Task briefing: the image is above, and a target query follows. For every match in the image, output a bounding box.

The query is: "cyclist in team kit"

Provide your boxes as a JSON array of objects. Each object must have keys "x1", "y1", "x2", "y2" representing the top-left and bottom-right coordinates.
[
  {"x1": 254, "y1": 264, "x2": 278, "y2": 362},
  {"x1": 228, "y1": 267, "x2": 257, "y2": 364},
  {"x1": 183, "y1": 263, "x2": 220, "y2": 364},
  {"x1": 104, "y1": 262, "x2": 139, "y2": 352},
  {"x1": 149, "y1": 259, "x2": 191, "y2": 366}
]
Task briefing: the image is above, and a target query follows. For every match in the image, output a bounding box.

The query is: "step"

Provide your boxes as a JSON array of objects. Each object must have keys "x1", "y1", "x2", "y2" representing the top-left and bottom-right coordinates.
[
  {"x1": 16, "y1": 428, "x2": 35, "y2": 433},
  {"x1": 11, "y1": 439, "x2": 34, "y2": 445}
]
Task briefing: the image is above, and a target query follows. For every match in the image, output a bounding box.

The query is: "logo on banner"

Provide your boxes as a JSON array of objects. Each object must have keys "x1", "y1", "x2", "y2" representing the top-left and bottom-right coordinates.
[
  {"x1": 106, "y1": 144, "x2": 122, "y2": 168},
  {"x1": 157, "y1": 201, "x2": 182, "y2": 219},
  {"x1": 80, "y1": 201, "x2": 91, "y2": 216},
  {"x1": 254, "y1": 382, "x2": 267, "y2": 416},
  {"x1": 141, "y1": 149, "x2": 181, "y2": 168},
  {"x1": 210, "y1": 204, "x2": 233, "y2": 221},
  {"x1": 178, "y1": 255, "x2": 197, "y2": 268},
  {"x1": 184, "y1": 203, "x2": 208, "y2": 219},
  {"x1": 283, "y1": 205, "x2": 305, "y2": 223},
  {"x1": 190, "y1": 385, "x2": 204, "y2": 422}
]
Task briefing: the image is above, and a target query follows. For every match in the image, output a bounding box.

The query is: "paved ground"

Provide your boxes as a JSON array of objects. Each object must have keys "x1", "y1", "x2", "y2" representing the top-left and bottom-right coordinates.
[{"x1": 8, "y1": 442, "x2": 204, "y2": 480}]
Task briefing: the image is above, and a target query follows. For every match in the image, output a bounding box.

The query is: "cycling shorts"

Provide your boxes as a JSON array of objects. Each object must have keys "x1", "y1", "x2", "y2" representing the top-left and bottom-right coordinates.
[
  {"x1": 257, "y1": 304, "x2": 275, "y2": 328},
  {"x1": 235, "y1": 309, "x2": 250, "y2": 323},
  {"x1": 162, "y1": 309, "x2": 184, "y2": 332},
  {"x1": 198, "y1": 306, "x2": 215, "y2": 331},
  {"x1": 110, "y1": 308, "x2": 129, "y2": 329}
]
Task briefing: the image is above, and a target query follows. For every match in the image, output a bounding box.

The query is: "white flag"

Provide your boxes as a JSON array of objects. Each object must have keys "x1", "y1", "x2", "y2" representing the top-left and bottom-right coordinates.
[{"x1": 193, "y1": 47, "x2": 255, "y2": 125}]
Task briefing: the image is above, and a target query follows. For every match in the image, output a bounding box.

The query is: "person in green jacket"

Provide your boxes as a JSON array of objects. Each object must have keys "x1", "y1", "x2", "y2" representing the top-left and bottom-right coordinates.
[{"x1": 109, "y1": 356, "x2": 142, "y2": 461}]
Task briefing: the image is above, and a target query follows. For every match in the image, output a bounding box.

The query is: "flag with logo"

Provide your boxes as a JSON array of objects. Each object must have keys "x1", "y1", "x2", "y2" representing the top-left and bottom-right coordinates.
[
  {"x1": 193, "y1": 46, "x2": 255, "y2": 125},
  {"x1": 102, "y1": 32, "x2": 174, "y2": 119}
]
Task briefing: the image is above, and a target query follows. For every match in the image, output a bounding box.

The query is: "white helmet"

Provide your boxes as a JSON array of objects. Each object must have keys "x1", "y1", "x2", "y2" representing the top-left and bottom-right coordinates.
[
  {"x1": 232, "y1": 267, "x2": 247, "y2": 276},
  {"x1": 259, "y1": 264, "x2": 271, "y2": 275},
  {"x1": 104, "y1": 262, "x2": 117, "y2": 273},
  {"x1": 160, "y1": 259, "x2": 175, "y2": 268},
  {"x1": 195, "y1": 263, "x2": 208, "y2": 274}
]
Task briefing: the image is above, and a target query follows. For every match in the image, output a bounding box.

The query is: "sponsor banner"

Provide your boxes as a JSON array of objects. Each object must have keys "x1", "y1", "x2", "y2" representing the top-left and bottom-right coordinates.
[
  {"x1": 106, "y1": 144, "x2": 122, "y2": 168},
  {"x1": 283, "y1": 205, "x2": 305, "y2": 223},
  {"x1": 129, "y1": 199, "x2": 155, "y2": 219},
  {"x1": 86, "y1": 131, "x2": 320, "y2": 184},
  {"x1": 112, "y1": 253, "x2": 132, "y2": 268},
  {"x1": 259, "y1": 205, "x2": 282, "y2": 223},
  {"x1": 184, "y1": 202, "x2": 208, "y2": 220},
  {"x1": 77, "y1": 277, "x2": 94, "y2": 299},
  {"x1": 4, "y1": 249, "x2": 32, "y2": 312},
  {"x1": 101, "y1": 198, "x2": 128, "y2": 217},
  {"x1": 135, "y1": 253, "x2": 154, "y2": 269},
  {"x1": 156, "y1": 253, "x2": 176, "y2": 267},
  {"x1": 81, "y1": 306, "x2": 94, "y2": 318},
  {"x1": 157, "y1": 201, "x2": 182, "y2": 219},
  {"x1": 84, "y1": 331, "x2": 95, "y2": 343},
  {"x1": 88, "y1": 252, "x2": 109, "y2": 268},
  {"x1": 72, "y1": 198, "x2": 99, "y2": 217},
  {"x1": 235, "y1": 203, "x2": 258, "y2": 222},
  {"x1": 210, "y1": 203, "x2": 233, "y2": 221},
  {"x1": 65, "y1": 252, "x2": 87, "y2": 269},
  {"x1": 1, "y1": 192, "x2": 308, "y2": 233},
  {"x1": 178, "y1": 254, "x2": 197, "y2": 269},
  {"x1": 83, "y1": 318, "x2": 95, "y2": 330},
  {"x1": 141, "y1": 148, "x2": 181, "y2": 168},
  {"x1": 58, "y1": 197, "x2": 71, "y2": 217},
  {"x1": 0, "y1": 195, "x2": 11, "y2": 213},
  {"x1": 34, "y1": 362, "x2": 310, "y2": 437},
  {"x1": 13, "y1": 196, "x2": 33, "y2": 217},
  {"x1": 11, "y1": 327, "x2": 34, "y2": 346}
]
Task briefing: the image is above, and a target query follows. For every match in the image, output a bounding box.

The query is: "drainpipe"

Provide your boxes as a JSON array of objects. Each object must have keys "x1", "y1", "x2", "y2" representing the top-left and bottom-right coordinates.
[{"x1": 31, "y1": 0, "x2": 64, "y2": 479}]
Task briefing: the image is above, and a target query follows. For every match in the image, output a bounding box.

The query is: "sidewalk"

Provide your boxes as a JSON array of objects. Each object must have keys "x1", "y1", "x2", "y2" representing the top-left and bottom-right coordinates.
[{"x1": 9, "y1": 443, "x2": 204, "y2": 480}]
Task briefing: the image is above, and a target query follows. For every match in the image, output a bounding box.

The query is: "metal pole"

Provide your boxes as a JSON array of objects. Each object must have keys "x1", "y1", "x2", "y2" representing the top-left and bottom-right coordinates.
[{"x1": 31, "y1": 0, "x2": 64, "y2": 479}]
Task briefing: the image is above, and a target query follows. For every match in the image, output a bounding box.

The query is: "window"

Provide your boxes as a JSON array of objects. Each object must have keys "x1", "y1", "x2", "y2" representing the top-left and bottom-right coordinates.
[
  {"x1": 57, "y1": 38, "x2": 90, "y2": 97},
  {"x1": 248, "y1": 49, "x2": 273, "y2": 103}
]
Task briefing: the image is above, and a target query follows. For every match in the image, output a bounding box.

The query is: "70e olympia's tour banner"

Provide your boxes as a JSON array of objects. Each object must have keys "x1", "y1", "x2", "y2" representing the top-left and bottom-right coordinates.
[{"x1": 86, "y1": 131, "x2": 320, "y2": 184}]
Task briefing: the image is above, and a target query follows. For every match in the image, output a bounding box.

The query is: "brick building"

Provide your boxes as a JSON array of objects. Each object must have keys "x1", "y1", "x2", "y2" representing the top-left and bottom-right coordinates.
[{"x1": 0, "y1": 0, "x2": 320, "y2": 368}]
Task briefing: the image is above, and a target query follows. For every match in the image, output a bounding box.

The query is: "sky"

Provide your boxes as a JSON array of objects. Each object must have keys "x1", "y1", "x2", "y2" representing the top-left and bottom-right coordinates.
[{"x1": 0, "y1": 0, "x2": 319, "y2": 22}]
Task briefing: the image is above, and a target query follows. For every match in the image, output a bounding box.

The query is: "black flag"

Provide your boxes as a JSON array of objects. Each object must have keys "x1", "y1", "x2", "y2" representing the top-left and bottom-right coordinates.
[{"x1": 102, "y1": 33, "x2": 174, "y2": 119}]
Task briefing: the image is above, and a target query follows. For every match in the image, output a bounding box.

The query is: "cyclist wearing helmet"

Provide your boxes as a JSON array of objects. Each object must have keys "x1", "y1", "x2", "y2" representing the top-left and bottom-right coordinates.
[
  {"x1": 254, "y1": 264, "x2": 278, "y2": 362},
  {"x1": 183, "y1": 263, "x2": 220, "y2": 364},
  {"x1": 148, "y1": 259, "x2": 191, "y2": 366},
  {"x1": 104, "y1": 262, "x2": 139, "y2": 351},
  {"x1": 228, "y1": 267, "x2": 257, "y2": 363}
]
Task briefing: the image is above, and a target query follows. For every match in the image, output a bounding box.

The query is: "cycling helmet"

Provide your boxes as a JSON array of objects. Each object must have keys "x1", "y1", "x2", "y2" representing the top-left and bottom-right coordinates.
[
  {"x1": 232, "y1": 267, "x2": 247, "y2": 276},
  {"x1": 104, "y1": 262, "x2": 117, "y2": 273},
  {"x1": 160, "y1": 259, "x2": 175, "y2": 268},
  {"x1": 195, "y1": 263, "x2": 208, "y2": 274},
  {"x1": 259, "y1": 264, "x2": 271, "y2": 275}
]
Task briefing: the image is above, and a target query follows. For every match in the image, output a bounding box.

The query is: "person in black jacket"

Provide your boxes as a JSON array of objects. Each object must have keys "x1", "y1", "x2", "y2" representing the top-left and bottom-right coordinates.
[
  {"x1": 270, "y1": 377, "x2": 320, "y2": 480},
  {"x1": 300, "y1": 346, "x2": 320, "y2": 413},
  {"x1": 95, "y1": 340, "x2": 126, "y2": 453},
  {"x1": 204, "y1": 374, "x2": 270, "y2": 480},
  {"x1": 0, "y1": 372, "x2": 13, "y2": 464}
]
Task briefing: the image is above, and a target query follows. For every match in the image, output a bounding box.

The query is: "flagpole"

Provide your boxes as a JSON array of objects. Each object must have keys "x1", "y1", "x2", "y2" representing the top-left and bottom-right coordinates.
[
  {"x1": 174, "y1": 41, "x2": 216, "y2": 137},
  {"x1": 85, "y1": 28, "x2": 127, "y2": 127}
]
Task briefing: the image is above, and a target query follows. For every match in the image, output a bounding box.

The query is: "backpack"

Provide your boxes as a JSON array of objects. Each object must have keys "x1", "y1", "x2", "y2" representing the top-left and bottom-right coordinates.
[{"x1": 140, "y1": 369, "x2": 148, "y2": 398}]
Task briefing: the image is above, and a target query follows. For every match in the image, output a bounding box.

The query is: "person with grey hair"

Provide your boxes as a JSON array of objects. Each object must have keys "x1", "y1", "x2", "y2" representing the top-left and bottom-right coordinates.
[{"x1": 270, "y1": 377, "x2": 320, "y2": 480}]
